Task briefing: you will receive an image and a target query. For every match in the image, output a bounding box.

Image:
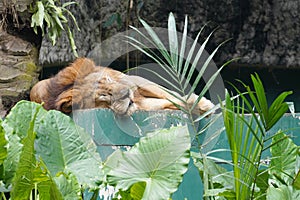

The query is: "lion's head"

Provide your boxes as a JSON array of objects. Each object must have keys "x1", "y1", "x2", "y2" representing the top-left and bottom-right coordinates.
[{"x1": 30, "y1": 58, "x2": 137, "y2": 115}]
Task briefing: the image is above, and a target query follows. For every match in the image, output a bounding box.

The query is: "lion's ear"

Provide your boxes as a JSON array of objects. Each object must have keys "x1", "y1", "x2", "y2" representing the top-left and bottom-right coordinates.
[
  {"x1": 30, "y1": 79, "x2": 51, "y2": 104},
  {"x1": 55, "y1": 90, "x2": 73, "y2": 113},
  {"x1": 54, "y1": 58, "x2": 96, "y2": 88}
]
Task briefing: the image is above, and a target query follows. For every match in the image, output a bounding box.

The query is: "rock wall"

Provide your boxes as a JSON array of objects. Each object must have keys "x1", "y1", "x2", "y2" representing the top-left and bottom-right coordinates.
[
  {"x1": 0, "y1": 0, "x2": 41, "y2": 117},
  {"x1": 39, "y1": 0, "x2": 300, "y2": 68},
  {"x1": 0, "y1": 31, "x2": 40, "y2": 117}
]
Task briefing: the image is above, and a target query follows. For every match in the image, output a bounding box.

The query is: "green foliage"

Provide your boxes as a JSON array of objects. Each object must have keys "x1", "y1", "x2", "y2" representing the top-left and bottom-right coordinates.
[
  {"x1": 104, "y1": 126, "x2": 191, "y2": 199},
  {"x1": 0, "y1": 100, "x2": 191, "y2": 199},
  {"x1": 240, "y1": 73, "x2": 292, "y2": 131},
  {"x1": 270, "y1": 131, "x2": 299, "y2": 185},
  {"x1": 125, "y1": 12, "x2": 300, "y2": 200},
  {"x1": 221, "y1": 74, "x2": 293, "y2": 199},
  {"x1": 0, "y1": 121, "x2": 7, "y2": 166},
  {"x1": 197, "y1": 74, "x2": 299, "y2": 199},
  {"x1": 10, "y1": 105, "x2": 63, "y2": 199},
  {"x1": 266, "y1": 185, "x2": 300, "y2": 200},
  {"x1": 30, "y1": 0, "x2": 79, "y2": 57},
  {"x1": 0, "y1": 101, "x2": 102, "y2": 198},
  {"x1": 35, "y1": 110, "x2": 103, "y2": 188},
  {"x1": 265, "y1": 131, "x2": 300, "y2": 199},
  {"x1": 126, "y1": 12, "x2": 233, "y2": 117}
]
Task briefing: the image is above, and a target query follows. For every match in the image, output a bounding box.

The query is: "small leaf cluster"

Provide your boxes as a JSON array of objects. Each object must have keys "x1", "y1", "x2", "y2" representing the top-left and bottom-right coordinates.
[{"x1": 30, "y1": 0, "x2": 79, "y2": 57}]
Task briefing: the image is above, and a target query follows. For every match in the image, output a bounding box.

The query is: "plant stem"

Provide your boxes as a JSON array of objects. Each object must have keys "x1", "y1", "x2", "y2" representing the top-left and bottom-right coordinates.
[
  {"x1": 1, "y1": 192, "x2": 7, "y2": 200},
  {"x1": 35, "y1": 183, "x2": 38, "y2": 200},
  {"x1": 250, "y1": 141, "x2": 264, "y2": 199}
]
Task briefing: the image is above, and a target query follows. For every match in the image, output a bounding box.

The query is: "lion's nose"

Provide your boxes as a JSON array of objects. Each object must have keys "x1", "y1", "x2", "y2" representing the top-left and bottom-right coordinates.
[
  {"x1": 128, "y1": 99, "x2": 134, "y2": 106},
  {"x1": 113, "y1": 88, "x2": 130, "y2": 101}
]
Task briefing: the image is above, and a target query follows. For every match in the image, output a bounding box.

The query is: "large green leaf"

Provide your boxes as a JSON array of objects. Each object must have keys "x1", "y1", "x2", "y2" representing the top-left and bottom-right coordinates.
[
  {"x1": 266, "y1": 185, "x2": 300, "y2": 200},
  {"x1": 2, "y1": 101, "x2": 46, "y2": 185},
  {"x1": 0, "y1": 121, "x2": 7, "y2": 165},
  {"x1": 1, "y1": 129, "x2": 22, "y2": 185},
  {"x1": 104, "y1": 126, "x2": 190, "y2": 200},
  {"x1": 192, "y1": 152, "x2": 234, "y2": 190},
  {"x1": 10, "y1": 104, "x2": 63, "y2": 199},
  {"x1": 1, "y1": 101, "x2": 100, "y2": 197},
  {"x1": 3, "y1": 100, "x2": 46, "y2": 139},
  {"x1": 54, "y1": 172, "x2": 81, "y2": 200},
  {"x1": 35, "y1": 110, "x2": 103, "y2": 188},
  {"x1": 270, "y1": 131, "x2": 299, "y2": 185},
  {"x1": 293, "y1": 170, "x2": 300, "y2": 189}
]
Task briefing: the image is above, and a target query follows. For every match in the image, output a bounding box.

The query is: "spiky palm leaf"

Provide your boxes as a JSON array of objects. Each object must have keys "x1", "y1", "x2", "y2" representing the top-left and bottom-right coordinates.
[
  {"x1": 218, "y1": 74, "x2": 292, "y2": 199},
  {"x1": 126, "y1": 13, "x2": 233, "y2": 116}
]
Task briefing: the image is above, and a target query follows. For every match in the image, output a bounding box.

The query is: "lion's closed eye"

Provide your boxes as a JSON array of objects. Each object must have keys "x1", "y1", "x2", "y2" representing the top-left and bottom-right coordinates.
[{"x1": 98, "y1": 93, "x2": 111, "y2": 102}]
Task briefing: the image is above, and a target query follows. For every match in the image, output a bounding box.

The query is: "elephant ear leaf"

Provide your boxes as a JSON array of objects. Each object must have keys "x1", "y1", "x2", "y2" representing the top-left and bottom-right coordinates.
[
  {"x1": 104, "y1": 125, "x2": 191, "y2": 200},
  {"x1": 35, "y1": 109, "x2": 103, "y2": 189},
  {"x1": 0, "y1": 120, "x2": 7, "y2": 165},
  {"x1": 1, "y1": 101, "x2": 46, "y2": 186},
  {"x1": 2, "y1": 101, "x2": 99, "y2": 197},
  {"x1": 10, "y1": 104, "x2": 63, "y2": 200},
  {"x1": 270, "y1": 131, "x2": 299, "y2": 185}
]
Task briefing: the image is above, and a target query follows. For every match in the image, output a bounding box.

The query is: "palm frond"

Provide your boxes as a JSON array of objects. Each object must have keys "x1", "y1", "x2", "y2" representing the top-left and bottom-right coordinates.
[
  {"x1": 127, "y1": 12, "x2": 231, "y2": 116},
  {"x1": 168, "y1": 13, "x2": 179, "y2": 70}
]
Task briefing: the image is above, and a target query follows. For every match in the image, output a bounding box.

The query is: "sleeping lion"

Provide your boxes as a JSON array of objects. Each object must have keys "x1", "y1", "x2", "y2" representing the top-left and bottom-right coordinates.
[{"x1": 30, "y1": 58, "x2": 214, "y2": 115}]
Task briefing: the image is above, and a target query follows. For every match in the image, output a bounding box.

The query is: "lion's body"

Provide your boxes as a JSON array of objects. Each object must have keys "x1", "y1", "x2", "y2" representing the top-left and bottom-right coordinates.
[{"x1": 30, "y1": 58, "x2": 214, "y2": 115}]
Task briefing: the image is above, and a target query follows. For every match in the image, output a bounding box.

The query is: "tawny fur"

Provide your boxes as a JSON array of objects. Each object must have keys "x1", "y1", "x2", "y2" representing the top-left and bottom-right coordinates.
[{"x1": 30, "y1": 58, "x2": 214, "y2": 115}]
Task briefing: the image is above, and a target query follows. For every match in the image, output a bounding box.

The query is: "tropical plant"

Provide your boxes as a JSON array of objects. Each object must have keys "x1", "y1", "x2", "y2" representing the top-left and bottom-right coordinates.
[
  {"x1": 0, "y1": 100, "x2": 190, "y2": 199},
  {"x1": 30, "y1": 0, "x2": 79, "y2": 56},
  {"x1": 125, "y1": 12, "x2": 231, "y2": 198},
  {"x1": 126, "y1": 13, "x2": 231, "y2": 118},
  {"x1": 125, "y1": 12, "x2": 299, "y2": 199},
  {"x1": 194, "y1": 74, "x2": 300, "y2": 199},
  {"x1": 103, "y1": 125, "x2": 191, "y2": 199},
  {"x1": 125, "y1": 12, "x2": 233, "y2": 153},
  {"x1": 0, "y1": 101, "x2": 102, "y2": 199}
]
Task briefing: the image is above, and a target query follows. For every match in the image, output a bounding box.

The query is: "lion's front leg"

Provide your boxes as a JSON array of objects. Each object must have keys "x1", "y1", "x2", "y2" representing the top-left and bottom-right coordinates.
[
  {"x1": 135, "y1": 94, "x2": 214, "y2": 115},
  {"x1": 128, "y1": 75, "x2": 214, "y2": 115},
  {"x1": 160, "y1": 94, "x2": 214, "y2": 115},
  {"x1": 184, "y1": 94, "x2": 214, "y2": 115}
]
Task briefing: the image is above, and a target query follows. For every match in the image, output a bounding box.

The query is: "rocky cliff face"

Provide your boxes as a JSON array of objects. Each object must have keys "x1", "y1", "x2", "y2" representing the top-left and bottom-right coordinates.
[
  {"x1": 0, "y1": 0, "x2": 41, "y2": 117},
  {"x1": 0, "y1": 31, "x2": 40, "y2": 117},
  {"x1": 39, "y1": 0, "x2": 300, "y2": 68}
]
